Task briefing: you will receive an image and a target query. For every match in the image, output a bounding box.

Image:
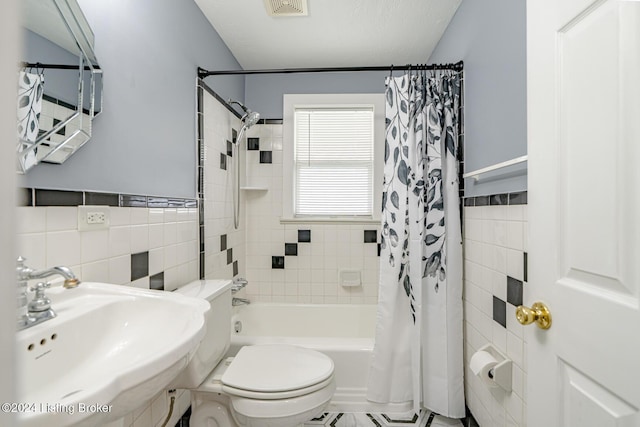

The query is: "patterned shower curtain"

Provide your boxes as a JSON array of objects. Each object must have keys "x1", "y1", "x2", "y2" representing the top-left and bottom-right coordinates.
[
  {"x1": 17, "y1": 70, "x2": 45, "y2": 171},
  {"x1": 367, "y1": 71, "x2": 464, "y2": 418}
]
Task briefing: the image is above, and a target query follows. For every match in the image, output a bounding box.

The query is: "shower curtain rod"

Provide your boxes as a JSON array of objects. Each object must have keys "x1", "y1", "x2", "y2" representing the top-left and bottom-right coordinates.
[
  {"x1": 198, "y1": 60, "x2": 463, "y2": 78},
  {"x1": 20, "y1": 62, "x2": 101, "y2": 71}
]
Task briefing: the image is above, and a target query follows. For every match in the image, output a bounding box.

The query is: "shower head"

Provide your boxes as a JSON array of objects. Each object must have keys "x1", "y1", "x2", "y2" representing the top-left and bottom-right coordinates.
[
  {"x1": 228, "y1": 99, "x2": 260, "y2": 127},
  {"x1": 243, "y1": 111, "x2": 260, "y2": 128}
]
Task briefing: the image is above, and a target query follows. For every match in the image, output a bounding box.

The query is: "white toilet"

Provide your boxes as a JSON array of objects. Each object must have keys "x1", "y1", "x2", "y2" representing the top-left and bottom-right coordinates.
[{"x1": 172, "y1": 279, "x2": 336, "y2": 427}]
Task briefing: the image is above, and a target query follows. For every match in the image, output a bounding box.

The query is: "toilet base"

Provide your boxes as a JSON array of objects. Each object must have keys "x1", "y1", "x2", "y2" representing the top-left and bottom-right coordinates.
[
  {"x1": 190, "y1": 379, "x2": 335, "y2": 427},
  {"x1": 190, "y1": 393, "x2": 236, "y2": 427}
]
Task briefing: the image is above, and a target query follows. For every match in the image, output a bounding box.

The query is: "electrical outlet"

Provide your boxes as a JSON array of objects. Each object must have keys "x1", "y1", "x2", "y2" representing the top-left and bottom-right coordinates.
[
  {"x1": 86, "y1": 212, "x2": 106, "y2": 224},
  {"x1": 78, "y1": 206, "x2": 110, "y2": 231}
]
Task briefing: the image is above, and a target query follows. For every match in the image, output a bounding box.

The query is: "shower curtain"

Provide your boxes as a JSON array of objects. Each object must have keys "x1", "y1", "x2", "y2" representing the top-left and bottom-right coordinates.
[
  {"x1": 17, "y1": 70, "x2": 44, "y2": 171},
  {"x1": 367, "y1": 70, "x2": 464, "y2": 418}
]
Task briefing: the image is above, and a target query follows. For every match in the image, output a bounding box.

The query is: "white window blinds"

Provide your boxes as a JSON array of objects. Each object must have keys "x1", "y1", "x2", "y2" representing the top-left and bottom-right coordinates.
[{"x1": 294, "y1": 107, "x2": 374, "y2": 217}]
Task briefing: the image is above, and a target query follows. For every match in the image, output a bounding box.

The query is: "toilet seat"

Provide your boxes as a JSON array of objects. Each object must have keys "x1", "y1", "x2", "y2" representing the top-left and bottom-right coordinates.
[
  {"x1": 221, "y1": 344, "x2": 334, "y2": 397},
  {"x1": 193, "y1": 344, "x2": 336, "y2": 426},
  {"x1": 223, "y1": 374, "x2": 335, "y2": 400}
]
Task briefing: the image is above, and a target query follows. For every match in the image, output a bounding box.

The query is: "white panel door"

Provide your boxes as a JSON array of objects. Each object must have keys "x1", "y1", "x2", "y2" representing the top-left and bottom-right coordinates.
[{"x1": 527, "y1": 0, "x2": 640, "y2": 426}]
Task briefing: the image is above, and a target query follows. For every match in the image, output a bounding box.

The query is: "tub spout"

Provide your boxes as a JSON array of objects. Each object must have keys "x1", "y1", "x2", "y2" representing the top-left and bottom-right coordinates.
[{"x1": 232, "y1": 297, "x2": 251, "y2": 306}]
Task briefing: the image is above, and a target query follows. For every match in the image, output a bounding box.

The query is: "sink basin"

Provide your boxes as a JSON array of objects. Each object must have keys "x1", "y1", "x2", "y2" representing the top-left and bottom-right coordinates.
[{"x1": 16, "y1": 282, "x2": 210, "y2": 427}]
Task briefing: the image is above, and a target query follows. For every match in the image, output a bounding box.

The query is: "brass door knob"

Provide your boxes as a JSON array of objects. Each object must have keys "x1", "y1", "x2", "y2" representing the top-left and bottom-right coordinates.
[{"x1": 515, "y1": 302, "x2": 552, "y2": 329}]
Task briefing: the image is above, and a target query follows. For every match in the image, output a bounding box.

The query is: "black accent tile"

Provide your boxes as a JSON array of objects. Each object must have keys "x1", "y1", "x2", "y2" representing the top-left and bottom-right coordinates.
[
  {"x1": 524, "y1": 252, "x2": 528, "y2": 282},
  {"x1": 463, "y1": 198, "x2": 475, "y2": 207},
  {"x1": 220, "y1": 234, "x2": 227, "y2": 251},
  {"x1": 509, "y1": 191, "x2": 528, "y2": 205},
  {"x1": 85, "y1": 192, "x2": 119, "y2": 206},
  {"x1": 227, "y1": 140, "x2": 233, "y2": 157},
  {"x1": 507, "y1": 276, "x2": 524, "y2": 306},
  {"x1": 131, "y1": 251, "x2": 149, "y2": 282},
  {"x1": 272, "y1": 256, "x2": 285, "y2": 269},
  {"x1": 150, "y1": 272, "x2": 164, "y2": 291},
  {"x1": 197, "y1": 114, "x2": 203, "y2": 141},
  {"x1": 56, "y1": 99, "x2": 75, "y2": 111},
  {"x1": 53, "y1": 118, "x2": 66, "y2": 136},
  {"x1": 232, "y1": 128, "x2": 238, "y2": 144},
  {"x1": 199, "y1": 226, "x2": 205, "y2": 252},
  {"x1": 227, "y1": 248, "x2": 233, "y2": 265},
  {"x1": 199, "y1": 253, "x2": 205, "y2": 279},
  {"x1": 120, "y1": 194, "x2": 148, "y2": 208},
  {"x1": 474, "y1": 196, "x2": 489, "y2": 206},
  {"x1": 364, "y1": 230, "x2": 377, "y2": 243},
  {"x1": 198, "y1": 202, "x2": 205, "y2": 226},
  {"x1": 377, "y1": 243, "x2": 381, "y2": 256},
  {"x1": 147, "y1": 197, "x2": 169, "y2": 208},
  {"x1": 197, "y1": 86, "x2": 203, "y2": 113},
  {"x1": 42, "y1": 94, "x2": 57, "y2": 104},
  {"x1": 167, "y1": 198, "x2": 186, "y2": 208},
  {"x1": 259, "y1": 151, "x2": 272, "y2": 164},
  {"x1": 298, "y1": 229, "x2": 311, "y2": 243},
  {"x1": 35, "y1": 189, "x2": 83, "y2": 206},
  {"x1": 490, "y1": 194, "x2": 509, "y2": 205},
  {"x1": 18, "y1": 188, "x2": 33, "y2": 206},
  {"x1": 493, "y1": 296, "x2": 507, "y2": 328},
  {"x1": 285, "y1": 243, "x2": 298, "y2": 256},
  {"x1": 220, "y1": 153, "x2": 227, "y2": 170},
  {"x1": 247, "y1": 137, "x2": 260, "y2": 151},
  {"x1": 233, "y1": 260, "x2": 238, "y2": 277}
]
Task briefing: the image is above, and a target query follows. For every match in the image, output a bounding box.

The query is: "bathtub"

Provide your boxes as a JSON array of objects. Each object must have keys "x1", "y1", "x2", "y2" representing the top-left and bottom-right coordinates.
[{"x1": 227, "y1": 302, "x2": 412, "y2": 413}]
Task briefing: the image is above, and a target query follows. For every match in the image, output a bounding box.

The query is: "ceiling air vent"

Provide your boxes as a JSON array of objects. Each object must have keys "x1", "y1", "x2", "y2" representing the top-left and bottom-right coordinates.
[{"x1": 264, "y1": 0, "x2": 308, "y2": 17}]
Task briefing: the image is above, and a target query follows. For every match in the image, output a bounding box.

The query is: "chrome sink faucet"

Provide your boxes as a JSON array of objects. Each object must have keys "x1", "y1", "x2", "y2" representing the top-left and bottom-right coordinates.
[{"x1": 16, "y1": 256, "x2": 81, "y2": 330}]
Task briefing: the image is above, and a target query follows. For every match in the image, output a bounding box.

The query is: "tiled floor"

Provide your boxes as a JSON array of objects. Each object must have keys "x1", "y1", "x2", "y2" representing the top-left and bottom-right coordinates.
[{"x1": 303, "y1": 411, "x2": 464, "y2": 427}]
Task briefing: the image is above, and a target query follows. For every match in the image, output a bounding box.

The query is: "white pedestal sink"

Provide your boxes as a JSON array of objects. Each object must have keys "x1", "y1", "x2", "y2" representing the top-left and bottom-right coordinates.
[{"x1": 16, "y1": 282, "x2": 210, "y2": 427}]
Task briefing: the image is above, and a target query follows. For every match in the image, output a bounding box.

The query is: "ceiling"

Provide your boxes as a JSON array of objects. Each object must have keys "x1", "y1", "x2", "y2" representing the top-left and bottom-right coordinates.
[{"x1": 194, "y1": 0, "x2": 462, "y2": 70}]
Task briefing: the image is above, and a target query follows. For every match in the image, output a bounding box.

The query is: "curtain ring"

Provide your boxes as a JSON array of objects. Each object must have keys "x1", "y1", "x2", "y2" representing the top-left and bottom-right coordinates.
[{"x1": 389, "y1": 64, "x2": 394, "y2": 79}]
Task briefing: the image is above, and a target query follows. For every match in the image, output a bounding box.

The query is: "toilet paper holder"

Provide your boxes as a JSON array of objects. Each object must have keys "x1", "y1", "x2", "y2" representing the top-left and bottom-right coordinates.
[{"x1": 472, "y1": 344, "x2": 512, "y2": 392}]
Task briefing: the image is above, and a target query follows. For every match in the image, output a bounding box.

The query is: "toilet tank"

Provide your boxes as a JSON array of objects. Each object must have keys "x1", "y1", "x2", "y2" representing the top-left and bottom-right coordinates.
[{"x1": 170, "y1": 279, "x2": 233, "y2": 389}]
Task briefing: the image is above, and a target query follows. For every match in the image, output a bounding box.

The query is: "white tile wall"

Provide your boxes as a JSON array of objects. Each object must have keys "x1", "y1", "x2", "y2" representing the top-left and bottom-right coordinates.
[
  {"x1": 15, "y1": 203, "x2": 199, "y2": 426},
  {"x1": 16, "y1": 205, "x2": 199, "y2": 290},
  {"x1": 202, "y1": 90, "x2": 246, "y2": 281},
  {"x1": 242, "y1": 123, "x2": 380, "y2": 304},
  {"x1": 463, "y1": 204, "x2": 528, "y2": 427}
]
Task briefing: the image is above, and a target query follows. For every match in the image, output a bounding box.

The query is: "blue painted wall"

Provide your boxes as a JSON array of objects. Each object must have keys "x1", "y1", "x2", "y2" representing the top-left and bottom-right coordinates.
[
  {"x1": 244, "y1": 71, "x2": 388, "y2": 120},
  {"x1": 428, "y1": 0, "x2": 527, "y2": 197},
  {"x1": 22, "y1": 0, "x2": 244, "y2": 198},
  {"x1": 22, "y1": 30, "x2": 83, "y2": 107},
  {"x1": 245, "y1": 0, "x2": 527, "y2": 197}
]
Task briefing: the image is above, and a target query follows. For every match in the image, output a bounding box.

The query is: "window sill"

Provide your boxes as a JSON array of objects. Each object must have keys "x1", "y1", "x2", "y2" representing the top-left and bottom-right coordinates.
[{"x1": 280, "y1": 217, "x2": 381, "y2": 225}]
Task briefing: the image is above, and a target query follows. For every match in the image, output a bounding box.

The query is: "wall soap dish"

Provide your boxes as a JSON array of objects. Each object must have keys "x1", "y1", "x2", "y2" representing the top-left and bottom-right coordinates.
[{"x1": 339, "y1": 269, "x2": 361, "y2": 287}]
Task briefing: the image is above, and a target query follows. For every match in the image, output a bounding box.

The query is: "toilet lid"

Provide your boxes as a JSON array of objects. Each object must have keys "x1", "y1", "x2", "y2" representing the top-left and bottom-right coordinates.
[{"x1": 221, "y1": 345, "x2": 334, "y2": 393}]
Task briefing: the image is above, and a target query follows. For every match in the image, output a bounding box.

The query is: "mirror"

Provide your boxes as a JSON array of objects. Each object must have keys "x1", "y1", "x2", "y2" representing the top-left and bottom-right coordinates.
[{"x1": 17, "y1": 0, "x2": 103, "y2": 173}]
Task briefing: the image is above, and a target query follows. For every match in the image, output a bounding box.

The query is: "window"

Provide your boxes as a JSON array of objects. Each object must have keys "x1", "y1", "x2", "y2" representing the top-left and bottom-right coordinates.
[
  {"x1": 283, "y1": 94, "x2": 385, "y2": 221},
  {"x1": 294, "y1": 107, "x2": 373, "y2": 216}
]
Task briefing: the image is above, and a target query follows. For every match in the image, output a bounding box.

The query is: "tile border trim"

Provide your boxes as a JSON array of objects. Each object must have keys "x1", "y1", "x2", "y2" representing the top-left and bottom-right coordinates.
[
  {"x1": 463, "y1": 190, "x2": 527, "y2": 206},
  {"x1": 19, "y1": 188, "x2": 197, "y2": 208}
]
